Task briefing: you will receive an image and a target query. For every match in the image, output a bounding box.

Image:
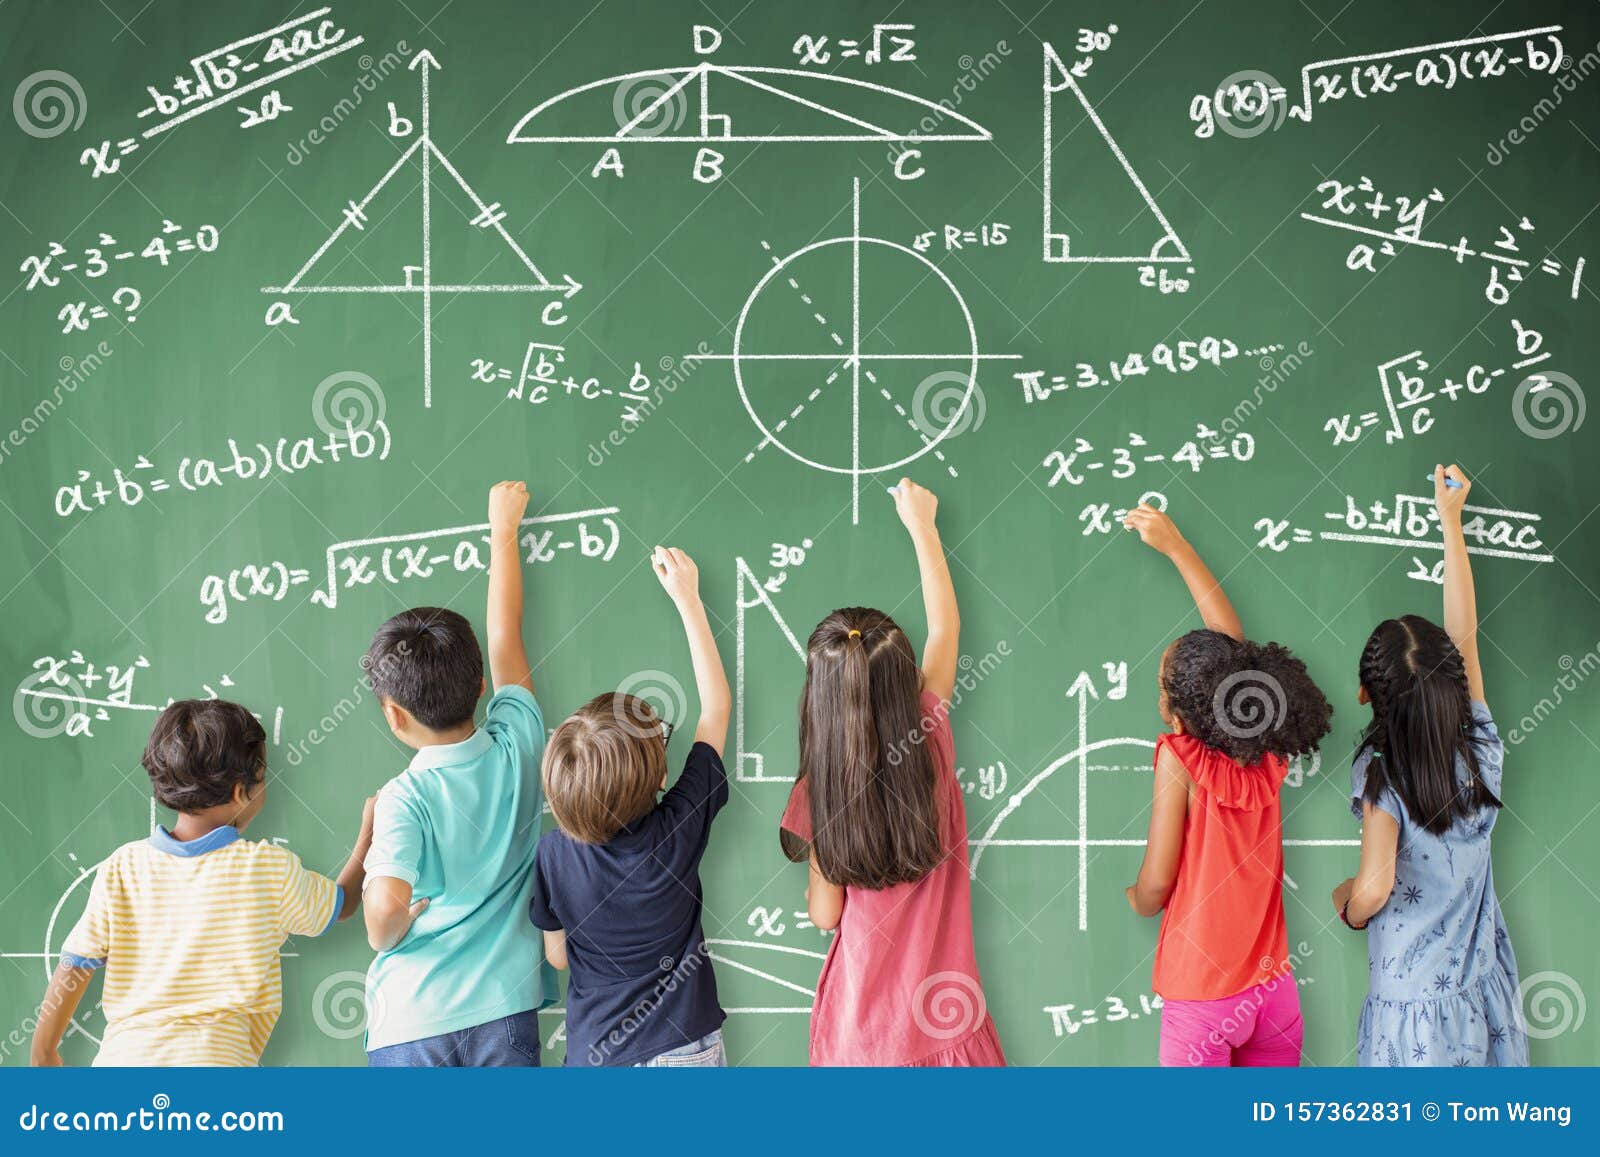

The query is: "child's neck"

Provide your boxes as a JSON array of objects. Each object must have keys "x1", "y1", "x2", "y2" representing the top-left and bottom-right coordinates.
[
  {"x1": 413, "y1": 721, "x2": 477, "y2": 749},
  {"x1": 169, "y1": 806, "x2": 242, "y2": 842}
]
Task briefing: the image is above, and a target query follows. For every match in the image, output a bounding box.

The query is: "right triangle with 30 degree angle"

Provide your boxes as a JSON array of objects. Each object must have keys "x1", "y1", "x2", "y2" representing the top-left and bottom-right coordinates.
[{"x1": 1042, "y1": 43, "x2": 1190, "y2": 264}]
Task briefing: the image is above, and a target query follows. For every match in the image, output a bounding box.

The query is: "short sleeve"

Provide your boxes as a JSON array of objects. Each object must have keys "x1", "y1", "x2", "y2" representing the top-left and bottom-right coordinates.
[
  {"x1": 275, "y1": 849, "x2": 341, "y2": 938},
  {"x1": 1467, "y1": 700, "x2": 1504, "y2": 798},
  {"x1": 60, "y1": 858, "x2": 116, "y2": 969},
  {"x1": 485, "y1": 684, "x2": 547, "y2": 779},
  {"x1": 365, "y1": 783, "x2": 424, "y2": 887},
  {"x1": 780, "y1": 776, "x2": 813, "y2": 843},
  {"x1": 658, "y1": 742, "x2": 730, "y2": 824},
  {"x1": 527, "y1": 841, "x2": 562, "y2": 932},
  {"x1": 1350, "y1": 748, "x2": 1404, "y2": 826}
]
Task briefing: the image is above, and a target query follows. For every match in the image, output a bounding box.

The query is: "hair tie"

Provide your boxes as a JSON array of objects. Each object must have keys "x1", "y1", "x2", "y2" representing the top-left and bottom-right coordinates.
[{"x1": 847, "y1": 629, "x2": 861, "y2": 639}]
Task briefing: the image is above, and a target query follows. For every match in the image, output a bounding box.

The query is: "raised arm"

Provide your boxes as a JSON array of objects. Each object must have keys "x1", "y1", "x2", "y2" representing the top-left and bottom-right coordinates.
[
  {"x1": 1127, "y1": 745, "x2": 1188, "y2": 917},
  {"x1": 892, "y1": 479, "x2": 959, "y2": 703},
  {"x1": 652, "y1": 547, "x2": 731, "y2": 754},
  {"x1": 1434, "y1": 464, "x2": 1485, "y2": 705},
  {"x1": 1123, "y1": 505, "x2": 1243, "y2": 641},
  {"x1": 486, "y1": 480, "x2": 533, "y2": 693}
]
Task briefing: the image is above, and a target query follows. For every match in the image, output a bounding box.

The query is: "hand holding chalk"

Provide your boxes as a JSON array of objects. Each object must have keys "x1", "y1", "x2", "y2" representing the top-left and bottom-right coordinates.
[
  {"x1": 889, "y1": 477, "x2": 939, "y2": 536},
  {"x1": 1427, "y1": 471, "x2": 1464, "y2": 490},
  {"x1": 1432, "y1": 464, "x2": 1471, "y2": 518}
]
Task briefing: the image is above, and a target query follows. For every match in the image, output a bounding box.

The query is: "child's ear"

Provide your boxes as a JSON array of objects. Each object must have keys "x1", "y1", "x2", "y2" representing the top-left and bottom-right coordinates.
[
  {"x1": 1357, "y1": 684, "x2": 1370, "y2": 706},
  {"x1": 381, "y1": 699, "x2": 410, "y2": 735},
  {"x1": 481, "y1": 676, "x2": 487, "y2": 698},
  {"x1": 1170, "y1": 711, "x2": 1186, "y2": 735}
]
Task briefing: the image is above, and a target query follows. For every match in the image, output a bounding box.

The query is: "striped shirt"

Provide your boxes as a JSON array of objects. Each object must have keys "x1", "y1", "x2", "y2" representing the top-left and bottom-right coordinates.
[{"x1": 61, "y1": 824, "x2": 340, "y2": 1067}]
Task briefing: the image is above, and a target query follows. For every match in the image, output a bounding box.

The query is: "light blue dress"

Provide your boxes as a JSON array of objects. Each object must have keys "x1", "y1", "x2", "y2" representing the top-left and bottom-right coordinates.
[{"x1": 1350, "y1": 700, "x2": 1527, "y2": 1067}]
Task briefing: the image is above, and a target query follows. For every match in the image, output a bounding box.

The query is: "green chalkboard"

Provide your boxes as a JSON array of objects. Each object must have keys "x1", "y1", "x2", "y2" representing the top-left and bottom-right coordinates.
[{"x1": 2, "y1": 0, "x2": 1598, "y2": 1067}]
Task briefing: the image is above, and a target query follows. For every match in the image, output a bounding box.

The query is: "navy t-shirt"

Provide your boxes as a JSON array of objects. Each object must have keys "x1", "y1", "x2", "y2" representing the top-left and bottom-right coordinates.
[{"x1": 529, "y1": 741, "x2": 729, "y2": 1066}]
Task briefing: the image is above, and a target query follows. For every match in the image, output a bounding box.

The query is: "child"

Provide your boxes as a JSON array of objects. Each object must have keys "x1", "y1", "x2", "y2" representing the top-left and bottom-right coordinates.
[
  {"x1": 530, "y1": 546, "x2": 732, "y2": 1067},
  {"x1": 31, "y1": 699, "x2": 369, "y2": 1066},
  {"x1": 1123, "y1": 503, "x2": 1331, "y2": 1067},
  {"x1": 779, "y1": 479, "x2": 1005, "y2": 1067},
  {"x1": 361, "y1": 480, "x2": 551, "y2": 1066},
  {"x1": 1333, "y1": 464, "x2": 1526, "y2": 1067}
]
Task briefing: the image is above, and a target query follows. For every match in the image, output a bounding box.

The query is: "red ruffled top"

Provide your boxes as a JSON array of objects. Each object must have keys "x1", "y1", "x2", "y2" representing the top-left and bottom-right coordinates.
[{"x1": 1150, "y1": 733, "x2": 1291, "y2": 1001}]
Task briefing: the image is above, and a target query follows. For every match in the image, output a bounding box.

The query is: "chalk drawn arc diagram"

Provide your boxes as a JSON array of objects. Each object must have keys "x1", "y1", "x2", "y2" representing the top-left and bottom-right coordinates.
[
  {"x1": 506, "y1": 64, "x2": 993, "y2": 143},
  {"x1": 733, "y1": 236, "x2": 978, "y2": 477}
]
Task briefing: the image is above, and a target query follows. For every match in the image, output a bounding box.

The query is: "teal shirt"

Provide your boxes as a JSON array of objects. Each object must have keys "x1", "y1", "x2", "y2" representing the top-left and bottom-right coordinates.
[{"x1": 363, "y1": 685, "x2": 551, "y2": 1050}]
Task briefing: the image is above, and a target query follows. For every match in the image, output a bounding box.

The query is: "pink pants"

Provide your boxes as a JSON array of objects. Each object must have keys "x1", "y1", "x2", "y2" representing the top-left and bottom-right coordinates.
[{"x1": 1158, "y1": 975, "x2": 1304, "y2": 1067}]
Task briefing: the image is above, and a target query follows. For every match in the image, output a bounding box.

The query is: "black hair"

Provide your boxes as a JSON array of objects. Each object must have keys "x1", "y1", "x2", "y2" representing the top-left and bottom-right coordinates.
[
  {"x1": 1162, "y1": 629, "x2": 1333, "y2": 765},
  {"x1": 1356, "y1": 615, "x2": 1500, "y2": 835},
  {"x1": 364, "y1": 607, "x2": 483, "y2": 730},
  {"x1": 142, "y1": 699, "x2": 266, "y2": 812}
]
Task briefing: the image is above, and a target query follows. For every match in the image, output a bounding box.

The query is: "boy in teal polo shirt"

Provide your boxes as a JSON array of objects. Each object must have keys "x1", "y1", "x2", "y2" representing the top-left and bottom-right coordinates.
[{"x1": 359, "y1": 480, "x2": 551, "y2": 1066}]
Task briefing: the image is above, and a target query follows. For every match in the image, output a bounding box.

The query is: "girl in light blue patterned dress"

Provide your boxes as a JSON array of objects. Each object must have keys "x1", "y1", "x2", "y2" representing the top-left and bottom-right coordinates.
[{"x1": 1332, "y1": 465, "x2": 1527, "y2": 1067}]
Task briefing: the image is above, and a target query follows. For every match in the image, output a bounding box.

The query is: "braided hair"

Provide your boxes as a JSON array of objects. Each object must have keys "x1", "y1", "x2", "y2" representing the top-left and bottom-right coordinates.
[
  {"x1": 1356, "y1": 615, "x2": 1500, "y2": 835},
  {"x1": 1162, "y1": 629, "x2": 1333, "y2": 765}
]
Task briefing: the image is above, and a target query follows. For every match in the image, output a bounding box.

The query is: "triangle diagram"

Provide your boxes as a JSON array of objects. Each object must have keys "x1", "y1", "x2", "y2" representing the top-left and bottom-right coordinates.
[{"x1": 1042, "y1": 43, "x2": 1190, "y2": 264}]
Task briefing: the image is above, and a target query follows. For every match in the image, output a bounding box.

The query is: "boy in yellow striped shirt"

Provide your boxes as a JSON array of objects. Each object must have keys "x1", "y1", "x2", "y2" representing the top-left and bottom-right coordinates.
[{"x1": 29, "y1": 699, "x2": 370, "y2": 1066}]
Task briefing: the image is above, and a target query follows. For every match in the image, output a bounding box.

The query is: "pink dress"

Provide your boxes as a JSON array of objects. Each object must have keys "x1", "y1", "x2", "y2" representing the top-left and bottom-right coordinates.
[{"x1": 780, "y1": 692, "x2": 1006, "y2": 1067}]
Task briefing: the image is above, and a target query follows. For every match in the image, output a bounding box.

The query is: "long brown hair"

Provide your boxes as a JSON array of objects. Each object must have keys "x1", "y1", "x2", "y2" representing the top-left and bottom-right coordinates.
[{"x1": 780, "y1": 607, "x2": 944, "y2": 889}]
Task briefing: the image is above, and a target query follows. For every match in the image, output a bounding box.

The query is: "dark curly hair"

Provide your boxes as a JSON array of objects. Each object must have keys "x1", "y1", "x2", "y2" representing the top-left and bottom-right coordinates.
[
  {"x1": 1162, "y1": 629, "x2": 1333, "y2": 765},
  {"x1": 364, "y1": 607, "x2": 483, "y2": 730},
  {"x1": 142, "y1": 699, "x2": 266, "y2": 812},
  {"x1": 1356, "y1": 615, "x2": 1500, "y2": 836}
]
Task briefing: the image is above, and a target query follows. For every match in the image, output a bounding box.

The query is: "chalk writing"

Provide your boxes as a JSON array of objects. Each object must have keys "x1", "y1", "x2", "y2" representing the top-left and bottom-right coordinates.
[
  {"x1": 1043, "y1": 426, "x2": 1255, "y2": 488},
  {"x1": 78, "y1": 8, "x2": 365, "y2": 177},
  {"x1": 53, "y1": 420, "x2": 390, "y2": 519},
  {"x1": 911, "y1": 223, "x2": 1010, "y2": 252},
  {"x1": 791, "y1": 23, "x2": 916, "y2": 67},
  {"x1": 20, "y1": 221, "x2": 220, "y2": 334},
  {"x1": 199, "y1": 507, "x2": 622, "y2": 624},
  {"x1": 1016, "y1": 340, "x2": 1281, "y2": 403},
  {"x1": 1044, "y1": 991, "x2": 1164, "y2": 1037},
  {"x1": 470, "y1": 343, "x2": 654, "y2": 423},
  {"x1": 1077, "y1": 492, "x2": 1168, "y2": 536}
]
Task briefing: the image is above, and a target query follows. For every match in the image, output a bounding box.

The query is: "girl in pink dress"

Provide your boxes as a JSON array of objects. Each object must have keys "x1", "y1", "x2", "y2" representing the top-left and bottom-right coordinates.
[{"x1": 778, "y1": 479, "x2": 1005, "y2": 1067}]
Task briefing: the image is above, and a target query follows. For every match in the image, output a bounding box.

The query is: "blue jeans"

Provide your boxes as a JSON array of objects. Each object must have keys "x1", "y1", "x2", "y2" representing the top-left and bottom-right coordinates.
[
  {"x1": 634, "y1": 1029, "x2": 725, "y2": 1067},
  {"x1": 367, "y1": 1009, "x2": 542, "y2": 1067}
]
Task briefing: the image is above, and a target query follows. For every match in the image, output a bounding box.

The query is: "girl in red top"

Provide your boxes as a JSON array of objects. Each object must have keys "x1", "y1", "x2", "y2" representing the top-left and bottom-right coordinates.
[
  {"x1": 1123, "y1": 504, "x2": 1332, "y2": 1067},
  {"x1": 779, "y1": 479, "x2": 1004, "y2": 1067}
]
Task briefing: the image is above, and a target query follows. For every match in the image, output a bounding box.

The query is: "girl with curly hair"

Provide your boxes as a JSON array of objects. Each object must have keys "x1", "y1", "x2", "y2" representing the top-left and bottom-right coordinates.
[
  {"x1": 1333, "y1": 465, "x2": 1526, "y2": 1067},
  {"x1": 1122, "y1": 503, "x2": 1333, "y2": 1067}
]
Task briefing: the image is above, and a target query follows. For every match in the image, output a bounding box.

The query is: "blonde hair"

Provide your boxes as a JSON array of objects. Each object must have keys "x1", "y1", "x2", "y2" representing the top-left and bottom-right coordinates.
[{"x1": 542, "y1": 692, "x2": 667, "y2": 844}]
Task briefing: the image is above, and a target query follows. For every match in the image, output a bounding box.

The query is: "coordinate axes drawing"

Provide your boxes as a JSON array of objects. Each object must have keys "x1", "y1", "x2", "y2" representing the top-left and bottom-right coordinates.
[
  {"x1": 1042, "y1": 42, "x2": 1191, "y2": 266},
  {"x1": 262, "y1": 51, "x2": 581, "y2": 407}
]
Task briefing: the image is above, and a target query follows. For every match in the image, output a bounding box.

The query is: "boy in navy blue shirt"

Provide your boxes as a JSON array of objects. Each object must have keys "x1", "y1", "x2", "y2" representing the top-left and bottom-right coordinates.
[{"x1": 530, "y1": 546, "x2": 732, "y2": 1066}]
